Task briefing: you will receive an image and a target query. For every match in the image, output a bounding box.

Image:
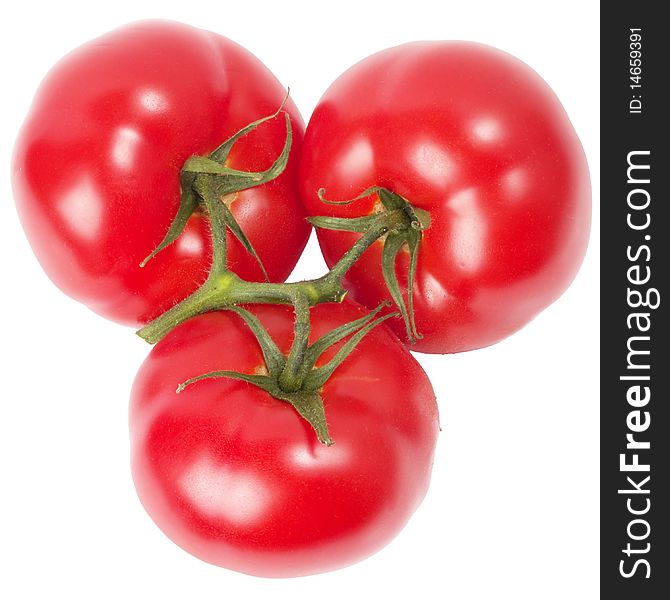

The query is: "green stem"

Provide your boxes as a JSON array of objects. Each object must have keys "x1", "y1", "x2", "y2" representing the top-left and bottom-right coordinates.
[
  {"x1": 324, "y1": 217, "x2": 389, "y2": 282},
  {"x1": 194, "y1": 180, "x2": 228, "y2": 274},
  {"x1": 279, "y1": 296, "x2": 311, "y2": 392}
]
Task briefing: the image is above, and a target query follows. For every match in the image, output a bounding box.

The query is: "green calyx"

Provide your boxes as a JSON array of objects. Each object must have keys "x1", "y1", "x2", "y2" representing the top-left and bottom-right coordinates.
[
  {"x1": 139, "y1": 97, "x2": 293, "y2": 277},
  {"x1": 176, "y1": 303, "x2": 395, "y2": 445},
  {"x1": 309, "y1": 186, "x2": 431, "y2": 344}
]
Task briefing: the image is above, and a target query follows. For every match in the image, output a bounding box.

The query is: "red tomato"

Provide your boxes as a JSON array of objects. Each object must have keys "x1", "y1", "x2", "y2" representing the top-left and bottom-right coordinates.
[
  {"x1": 129, "y1": 302, "x2": 439, "y2": 577},
  {"x1": 13, "y1": 21, "x2": 309, "y2": 326},
  {"x1": 300, "y1": 42, "x2": 591, "y2": 353}
]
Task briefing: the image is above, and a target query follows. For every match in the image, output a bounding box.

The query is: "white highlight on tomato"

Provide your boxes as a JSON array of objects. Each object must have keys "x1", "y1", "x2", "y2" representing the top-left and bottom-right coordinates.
[
  {"x1": 501, "y1": 167, "x2": 529, "y2": 202},
  {"x1": 336, "y1": 138, "x2": 374, "y2": 181},
  {"x1": 179, "y1": 454, "x2": 273, "y2": 526},
  {"x1": 57, "y1": 175, "x2": 103, "y2": 240},
  {"x1": 288, "y1": 442, "x2": 349, "y2": 469},
  {"x1": 471, "y1": 117, "x2": 502, "y2": 143},
  {"x1": 176, "y1": 229, "x2": 204, "y2": 256},
  {"x1": 447, "y1": 187, "x2": 486, "y2": 273},
  {"x1": 138, "y1": 89, "x2": 168, "y2": 113},
  {"x1": 111, "y1": 126, "x2": 141, "y2": 170},
  {"x1": 417, "y1": 270, "x2": 451, "y2": 305},
  {"x1": 410, "y1": 139, "x2": 454, "y2": 187}
]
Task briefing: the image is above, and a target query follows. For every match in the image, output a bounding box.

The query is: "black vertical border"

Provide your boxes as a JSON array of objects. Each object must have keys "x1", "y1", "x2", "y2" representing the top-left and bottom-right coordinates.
[{"x1": 601, "y1": 3, "x2": 669, "y2": 597}]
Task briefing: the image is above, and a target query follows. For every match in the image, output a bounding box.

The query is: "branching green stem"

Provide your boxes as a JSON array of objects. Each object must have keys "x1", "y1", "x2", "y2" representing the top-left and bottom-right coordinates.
[
  {"x1": 134, "y1": 104, "x2": 432, "y2": 445},
  {"x1": 137, "y1": 208, "x2": 401, "y2": 344}
]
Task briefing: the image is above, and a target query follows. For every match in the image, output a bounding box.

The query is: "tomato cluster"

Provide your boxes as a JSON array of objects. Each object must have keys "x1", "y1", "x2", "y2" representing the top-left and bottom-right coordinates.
[{"x1": 12, "y1": 21, "x2": 589, "y2": 577}]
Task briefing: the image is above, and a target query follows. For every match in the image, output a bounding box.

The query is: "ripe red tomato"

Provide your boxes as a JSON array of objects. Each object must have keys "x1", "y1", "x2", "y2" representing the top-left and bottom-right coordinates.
[
  {"x1": 300, "y1": 42, "x2": 591, "y2": 353},
  {"x1": 13, "y1": 21, "x2": 309, "y2": 326},
  {"x1": 129, "y1": 301, "x2": 439, "y2": 577}
]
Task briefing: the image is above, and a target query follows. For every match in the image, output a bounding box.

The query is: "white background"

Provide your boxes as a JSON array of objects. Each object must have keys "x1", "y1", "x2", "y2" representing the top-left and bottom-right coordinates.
[{"x1": 1, "y1": 1, "x2": 599, "y2": 598}]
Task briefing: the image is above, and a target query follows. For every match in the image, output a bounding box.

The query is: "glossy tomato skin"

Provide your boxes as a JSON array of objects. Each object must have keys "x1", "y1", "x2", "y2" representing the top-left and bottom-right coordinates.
[
  {"x1": 13, "y1": 21, "x2": 309, "y2": 326},
  {"x1": 129, "y1": 302, "x2": 438, "y2": 577},
  {"x1": 300, "y1": 42, "x2": 591, "y2": 353}
]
